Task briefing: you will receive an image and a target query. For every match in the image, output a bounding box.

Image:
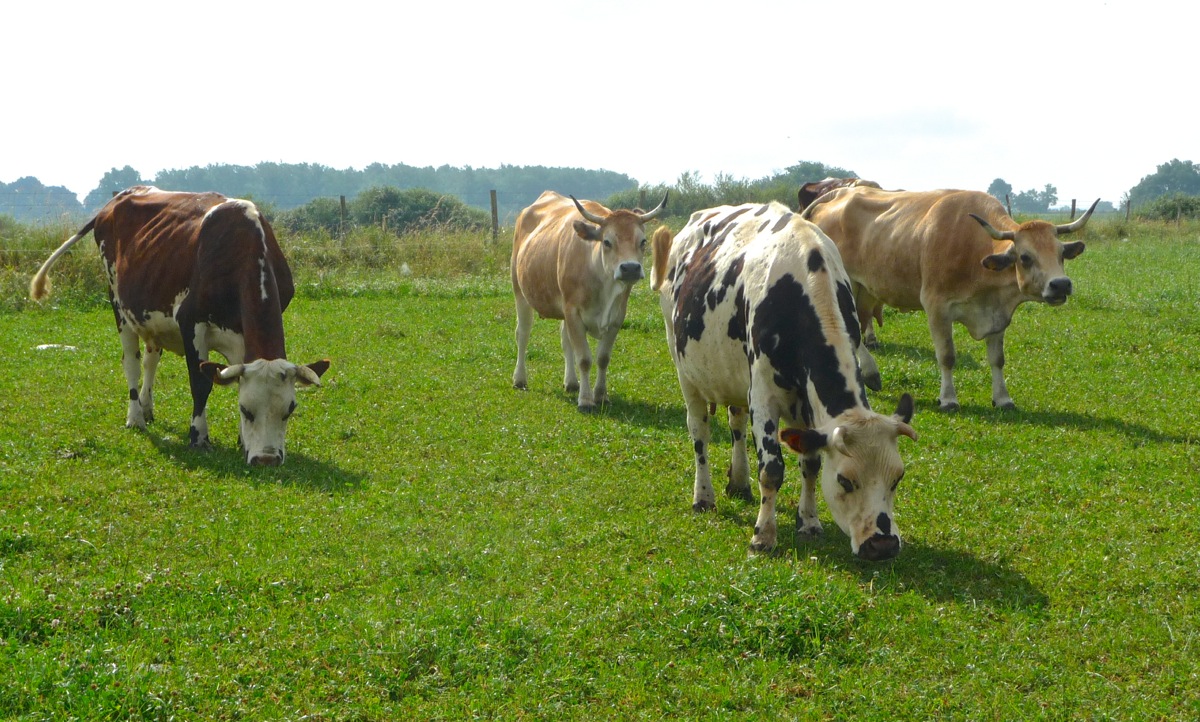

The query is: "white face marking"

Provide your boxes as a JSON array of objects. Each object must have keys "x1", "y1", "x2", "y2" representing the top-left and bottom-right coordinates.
[{"x1": 233, "y1": 358, "x2": 302, "y2": 466}]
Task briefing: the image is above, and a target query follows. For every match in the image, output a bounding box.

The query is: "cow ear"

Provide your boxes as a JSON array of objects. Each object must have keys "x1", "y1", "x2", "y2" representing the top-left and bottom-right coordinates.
[
  {"x1": 981, "y1": 250, "x2": 1016, "y2": 272},
  {"x1": 1062, "y1": 240, "x2": 1085, "y2": 260},
  {"x1": 893, "y1": 392, "x2": 914, "y2": 424},
  {"x1": 200, "y1": 360, "x2": 242, "y2": 386},
  {"x1": 779, "y1": 427, "x2": 828, "y2": 454},
  {"x1": 572, "y1": 220, "x2": 602, "y2": 242},
  {"x1": 295, "y1": 359, "x2": 331, "y2": 387}
]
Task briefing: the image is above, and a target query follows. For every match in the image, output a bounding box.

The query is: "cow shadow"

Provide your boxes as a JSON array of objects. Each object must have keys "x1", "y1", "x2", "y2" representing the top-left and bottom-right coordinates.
[
  {"x1": 715, "y1": 502, "x2": 1048, "y2": 612},
  {"x1": 147, "y1": 431, "x2": 365, "y2": 493},
  {"x1": 942, "y1": 402, "x2": 1187, "y2": 445}
]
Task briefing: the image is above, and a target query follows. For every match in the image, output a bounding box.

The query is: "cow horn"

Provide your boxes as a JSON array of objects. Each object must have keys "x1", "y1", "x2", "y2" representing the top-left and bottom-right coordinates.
[
  {"x1": 637, "y1": 192, "x2": 669, "y2": 222},
  {"x1": 570, "y1": 195, "x2": 607, "y2": 225},
  {"x1": 969, "y1": 214, "x2": 1015, "y2": 242},
  {"x1": 1056, "y1": 198, "x2": 1100, "y2": 235},
  {"x1": 829, "y1": 426, "x2": 851, "y2": 456}
]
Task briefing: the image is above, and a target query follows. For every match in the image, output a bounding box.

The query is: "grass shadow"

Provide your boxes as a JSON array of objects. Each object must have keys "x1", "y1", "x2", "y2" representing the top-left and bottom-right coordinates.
[
  {"x1": 147, "y1": 431, "x2": 365, "y2": 493},
  {"x1": 948, "y1": 401, "x2": 1188, "y2": 444}
]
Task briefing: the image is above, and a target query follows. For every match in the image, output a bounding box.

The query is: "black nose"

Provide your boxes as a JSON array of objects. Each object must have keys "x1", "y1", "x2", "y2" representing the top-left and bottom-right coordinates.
[
  {"x1": 858, "y1": 533, "x2": 900, "y2": 561},
  {"x1": 1047, "y1": 277, "x2": 1073, "y2": 297},
  {"x1": 618, "y1": 262, "x2": 644, "y2": 281}
]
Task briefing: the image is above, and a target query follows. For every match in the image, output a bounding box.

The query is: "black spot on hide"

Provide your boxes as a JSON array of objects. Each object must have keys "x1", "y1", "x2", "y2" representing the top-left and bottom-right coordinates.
[
  {"x1": 807, "y1": 249, "x2": 825, "y2": 273},
  {"x1": 770, "y1": 213, "x2": 794, "y2": 233},
  {"x1": 752, "y1": 274, "x2": 858, "y2": 418}
]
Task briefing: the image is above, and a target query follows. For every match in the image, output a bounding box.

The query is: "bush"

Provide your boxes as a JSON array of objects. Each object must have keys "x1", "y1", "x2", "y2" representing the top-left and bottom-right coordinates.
[{"x1": 1135, "y1": 193, "x2": 1200, "y2": 221}]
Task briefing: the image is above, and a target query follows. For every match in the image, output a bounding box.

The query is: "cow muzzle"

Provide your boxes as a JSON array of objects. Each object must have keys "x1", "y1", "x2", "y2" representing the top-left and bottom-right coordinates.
[
  {"x1": 249, "y1": 449, "x2": 284, "y2": 467},
  {"x1": 1043, "y1": 277, "x2": 1073, "y2": 305},
  {"x1": 615, "y1": 262, "x2": 644, "y2": 283},
  {"x1": 857, "y1": 533, "x2": 901, "y2": 561}
]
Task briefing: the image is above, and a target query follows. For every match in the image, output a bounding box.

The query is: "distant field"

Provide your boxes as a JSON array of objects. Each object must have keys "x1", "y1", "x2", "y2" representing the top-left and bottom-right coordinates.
[{"x1": 1, "y1": 221, "x2": 1198, "y2": 719}]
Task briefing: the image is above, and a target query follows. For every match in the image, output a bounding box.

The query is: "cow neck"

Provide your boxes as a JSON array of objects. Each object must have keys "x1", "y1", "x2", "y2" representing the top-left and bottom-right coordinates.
[{"x1": 238, "y1": 268, "x2": 288, "y2": 362}]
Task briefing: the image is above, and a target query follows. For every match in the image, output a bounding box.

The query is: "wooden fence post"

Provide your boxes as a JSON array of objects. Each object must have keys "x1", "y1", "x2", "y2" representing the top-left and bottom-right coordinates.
[
  {"x1": 490, "y1": 190, "x2": 499, "y2": 244},
  {"x1": 339, "y1": 195, "x2": 347, "y2": 239},
  {"x1": 639, "y1": 189, "x2": 647, "y2": 210},
  {"x1": 1005, "y1": 194, "x2": 1012, "y2": 217},
  {"x1": 1070, "y1": 199, "x2": 1077, "y2": 221}
]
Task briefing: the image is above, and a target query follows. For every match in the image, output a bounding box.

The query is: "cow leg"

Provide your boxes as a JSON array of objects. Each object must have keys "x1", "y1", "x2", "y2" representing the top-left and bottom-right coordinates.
[
  {"x1": 748, "y1": 393, "x2": 785, "y2": 552},
  {"x1": 857, "y1": 339, "x2": 882, "y2": 392},
  {"x1": 556, "y1": 322, "x2": 577, "y2": 394},
  {"x1": 682, "y1": 385, "x2": 715, "y2": 512},
  {"x1": 986, "y1": 332, "x2": 1015, "y2": 409},
  {"x1": 725, "y1": 406, "x2": 753, "y2": 502},
  {"x1": 182, "y1": 323, "x2": 213, "y2": 449},
  {"x1": 139, "y1": 343, "x2": 162, "y2": 423},
  {"x1": 926, "y1": 309, "x2": 959, "y2": 410},
  {"x1": 795, "y1": 454, "x2": 824, "y2": 537},
  {"x1": 512, "y1": 293, "x2": 534, "y2": 390},
  {"x1": 562, "y1": 315, "x2": 594, "y2": 411},
  {"x1": 120, "y1": 326, "x2": 148, "y2": 429},
  {"x1": 591, "y1": 327, "x2": 620, "y2": 406},
  {"x1": 856, "y1": 284, "x2": 880, "y2": 349}
]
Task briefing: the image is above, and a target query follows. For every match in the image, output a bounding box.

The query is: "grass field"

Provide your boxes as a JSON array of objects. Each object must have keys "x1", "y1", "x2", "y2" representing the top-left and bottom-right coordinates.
[{"x1": 1, "y1": 221, "x2": 1199, "y2": 719}]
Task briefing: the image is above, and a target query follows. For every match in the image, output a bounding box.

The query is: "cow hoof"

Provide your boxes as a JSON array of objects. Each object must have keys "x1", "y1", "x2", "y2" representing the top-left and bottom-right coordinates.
[
  {"x1": 864, "y1": 372, "x2": 882, "y2": 392},
  {"x1": 796, "y1": 520, "x2": 824, "y2": 537},
  {"x1": 749, "y1": 538, "x2": 777, "y2": 553},
  {"x1": 692, "y1": 499, "x2": 715, "y2": 513},
  {"x1": 513, "y1": 381, "x2": 527, "y2": 391},
  {"x1": 994, "y1": 399, "x2": 1016, "y2": 410},
  {"x1": 939, "y1": 400, "x2": 960, "y2": 412},
  {"x1": 577, "y1": 403, "x2": 596, "y2": 414},
  {"x1": 564, "y1": 382, "x2": 580, "y2": 394},
  {"x1": 865, "y1": 339, "x2": 879, "y2": 350},
  {"x1": 725, "y1": 483, "x2": 754, "y2": 503}
]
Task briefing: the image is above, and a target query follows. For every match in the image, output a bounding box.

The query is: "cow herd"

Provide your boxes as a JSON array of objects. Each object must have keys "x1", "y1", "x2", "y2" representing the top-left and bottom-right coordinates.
[{"x1": 29, "y1": 182, "x2": 1096, "y2": 562}]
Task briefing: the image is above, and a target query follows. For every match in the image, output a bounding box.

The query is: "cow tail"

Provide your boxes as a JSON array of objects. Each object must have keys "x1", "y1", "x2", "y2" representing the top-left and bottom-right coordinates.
[
  {"x1": 651, "y1": 225, "x2": 674, "y2": 291},
  {"x1": 29, "y1": 217, "x2": 96, "y2": 301}
]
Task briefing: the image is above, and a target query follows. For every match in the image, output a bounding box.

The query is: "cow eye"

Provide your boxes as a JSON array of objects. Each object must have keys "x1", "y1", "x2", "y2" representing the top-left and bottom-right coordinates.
[
  {"x1": 890, "y1": 472, "x2": 904, "y2": 492},
  {"x1": 239, "y1": 405, "x2": 256, "y2": 423},
  {"x1": 837, "y1": 474, "x2": 855, "y2": 493},
  {"x1": 283, "y1": 401, "x2": 297, "y2": 421},
  {"x1": 1020, "y1": 253, "x2": 1034, "y2": 268},
  {"x1": 603, "y1": 238, "x2": 613, "y2": 248}
]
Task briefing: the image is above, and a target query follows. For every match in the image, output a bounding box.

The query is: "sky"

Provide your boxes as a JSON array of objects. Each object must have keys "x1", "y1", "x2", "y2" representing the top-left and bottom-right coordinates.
[{"x1": 4, "y1": 1, "x2": 1193, "y2": 208}]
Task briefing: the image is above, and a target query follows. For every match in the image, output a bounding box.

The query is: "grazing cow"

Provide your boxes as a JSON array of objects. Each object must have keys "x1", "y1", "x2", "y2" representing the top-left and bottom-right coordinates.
[
  {"x1": 796, "y1": 177, "x2": 882, "y2": 212},
  {"x1": 652, "y1": 202, "x2": 917, "y2": 560},
  {"x1": 804, "y1": 186, "x2": 1097, "y2": 410},
  {"x1": 511, "y1": 190, "x2": 667, "y2": 411},
  {"x1": 29, "y1": 186, "x2": 329, "y2": 465}
]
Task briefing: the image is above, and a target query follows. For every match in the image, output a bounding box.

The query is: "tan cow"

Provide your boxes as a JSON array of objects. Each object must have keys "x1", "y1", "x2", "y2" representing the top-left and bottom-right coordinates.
[
  {"x1": 511, "y1": 190, "x2": 667, "y2": 411},
  {"x1": 804, "y1": 186, "x2": 1097, "y2": 410}
]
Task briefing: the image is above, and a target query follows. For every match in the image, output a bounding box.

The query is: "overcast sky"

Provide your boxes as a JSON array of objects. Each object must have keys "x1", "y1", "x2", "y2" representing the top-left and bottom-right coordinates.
[{"x1": 4, "y1": 1, "x2": 1190, "y2": 207}]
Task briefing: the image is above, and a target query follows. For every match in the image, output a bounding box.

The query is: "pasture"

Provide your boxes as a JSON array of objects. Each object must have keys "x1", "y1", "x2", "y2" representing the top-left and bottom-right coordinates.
[{"x1": 1, "y1": 220, "x2": 1198, "y2": 719}]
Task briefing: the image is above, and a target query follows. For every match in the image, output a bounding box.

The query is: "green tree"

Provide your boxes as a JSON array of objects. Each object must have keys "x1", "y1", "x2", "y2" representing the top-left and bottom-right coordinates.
[
  {"x1": 1128, "y1": 158, "x2": 1200, "y2": 208},
  {"x1": 987, "y1": 178, "x2": 1013, "y2": 203},
  {"x1": 1011, "y1": 184, "x2": 1058, "y2": 213},
  {"x1": 83, "y1": 166, "x2": 145, "y2": 210}
]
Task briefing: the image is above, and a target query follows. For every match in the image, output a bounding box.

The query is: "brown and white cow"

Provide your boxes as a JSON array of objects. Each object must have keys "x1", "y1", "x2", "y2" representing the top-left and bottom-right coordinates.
[
  {"x1": 30, "y1": 186, "x2": 329, "y2": 465},
  {"x1": 511, "y1": 190, "x2": 667, "y2": 411},
  {"x1": 804, "y1": 186, "x2": 1097, "y2": 410},
  {"x1": 652, "y1": 202, "x2": 917, "y2": 560},
  {"x1": 796, "y1": 177, "x2": 882, "y2": 212}
]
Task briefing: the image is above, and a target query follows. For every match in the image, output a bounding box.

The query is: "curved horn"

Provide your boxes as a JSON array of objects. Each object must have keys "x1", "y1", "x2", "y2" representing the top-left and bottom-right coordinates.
[
  {"x1": 969, "y1": 213, "x2": 1015, "y2": 242},
  {"x1": 1056, "y1": 198, "x2": 1100, "y2": 235},
  {"x1": 637, "y1": 192, "x2": 669, "y2": 222},
  {"x1": 569, "y1": 195, "x2": 607, "y2": 225}
]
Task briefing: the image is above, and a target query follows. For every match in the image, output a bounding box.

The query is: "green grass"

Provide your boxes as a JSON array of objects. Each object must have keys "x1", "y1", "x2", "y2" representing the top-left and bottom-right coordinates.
[{"x1": 1, "y1": 221, "x2": 1198, "y2": 719}]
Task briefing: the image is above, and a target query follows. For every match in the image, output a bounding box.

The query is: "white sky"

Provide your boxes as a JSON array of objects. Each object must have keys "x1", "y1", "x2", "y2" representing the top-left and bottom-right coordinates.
[{"x1": 3, "y1": 1, "x2": 1192, "y2": 207}]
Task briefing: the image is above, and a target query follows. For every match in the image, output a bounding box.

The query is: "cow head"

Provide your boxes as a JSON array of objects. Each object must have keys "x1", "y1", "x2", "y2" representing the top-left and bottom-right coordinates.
[
  {"x1": 570, "y1": 194, "x2": 668, "y2": 283},
  {"x1": 780, "y1": 394, "x2": 918, "y2": 561},
  {"x1": 973, "y1": 199, "x2": 1098, "y2": 305},
  {"x1": 201, "y1": 358, "x2": 331, "y2": 466}
]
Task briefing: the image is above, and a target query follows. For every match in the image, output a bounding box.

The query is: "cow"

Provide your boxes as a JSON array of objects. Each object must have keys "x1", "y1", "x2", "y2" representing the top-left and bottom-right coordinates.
[
  {"x1": 652, "y1": 202, "x2": 918, "y2": 560},
  {"x1": 796, "y1": 177, "x2": 882, "y2": 212},
  {"x1": 511, "y1": 190, "x2": 667, "y2": 411},
  {"x1": 29, "y1": 186, "x2": 330, "y2": 466},
  {"x1": 804, "y1": 186, "x2": 1098, "y2": 410}
]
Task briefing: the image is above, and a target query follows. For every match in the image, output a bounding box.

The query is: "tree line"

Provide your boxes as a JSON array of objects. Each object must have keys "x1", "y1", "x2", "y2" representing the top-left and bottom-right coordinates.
[{"x1": 5, "y1": 157, "x2": 1200, "y2": 227}]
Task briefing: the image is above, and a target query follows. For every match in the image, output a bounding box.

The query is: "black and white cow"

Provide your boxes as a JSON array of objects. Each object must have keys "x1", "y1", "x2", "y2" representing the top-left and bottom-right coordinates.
[
  {"x1": 30, "y1": 186, "x2": 329, "y2": 466},
  {"x1": 652, "y1": 202, "x2": 918, "y2": 560}
]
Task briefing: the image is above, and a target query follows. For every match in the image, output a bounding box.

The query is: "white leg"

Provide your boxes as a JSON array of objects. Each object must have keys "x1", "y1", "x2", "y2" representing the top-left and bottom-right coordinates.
[
  {"x1": 987, "y1": 333, "x2": 1015, "y2": 409},
  {"x1": 795, "y1": 454, "x2": 824, "y2": 536},
  {"x1": 139, "y1": 343, "x2": 162, "y2": 423},
  {"x1": 682, "y1": 385, "x2": 715, "y2": 512},
  {"x1": 725, "y1": 406, "x2": 753, "y2": 502},
  {"x1": 562, "y1": 314, "x2": 593, "y2": 410},
  {"x1": 927, "y1": 309, "x2": 959, "y2": 410},
  {"x1": 513, "y1": 294, "x2": 534, "y2": 390},
  {"x1": 119, "y1": 326, "x2": 146, "y2": 429}
]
